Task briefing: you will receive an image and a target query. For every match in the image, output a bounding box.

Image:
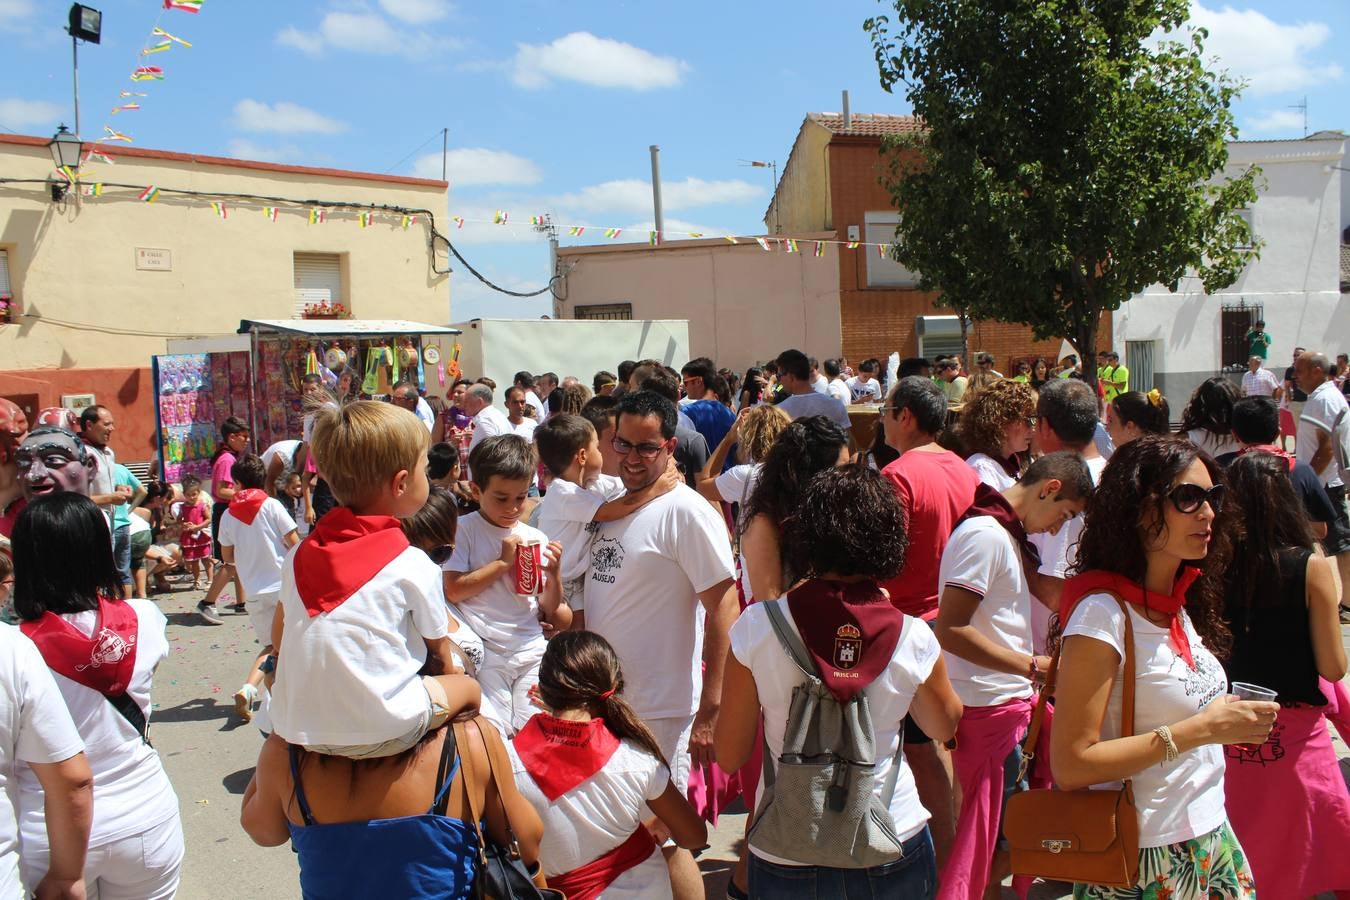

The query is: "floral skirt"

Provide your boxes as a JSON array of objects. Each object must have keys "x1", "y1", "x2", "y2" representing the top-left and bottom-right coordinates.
[{"x1": 1073, "y1": 821, "x2": 1255, "y2": 900}]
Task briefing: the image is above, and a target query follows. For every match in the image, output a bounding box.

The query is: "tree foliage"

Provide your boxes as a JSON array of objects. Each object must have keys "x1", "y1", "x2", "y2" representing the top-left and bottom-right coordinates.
[{"x1": 864, "y1": 0, "x2": 1261, "y2": 372}]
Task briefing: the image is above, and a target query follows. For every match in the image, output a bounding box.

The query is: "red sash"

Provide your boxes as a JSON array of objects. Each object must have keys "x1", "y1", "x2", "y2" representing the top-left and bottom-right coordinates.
[
  {"x1": 228, "y1": 488, "x2": 268, "y2": 525},
  {"x1": 513, "y1": 714, "x2": 621, "y2": 801},
  {"x1": 292, "y1": 507, "x2": 409, "y2": 617},
  {"x1": 545, "y1": 827, "x2": 658, "y2": 900},
  {"x1": 21, "y1": 596, "x2": 138, "y2": 695},
  {"x1": 1236, "y1": 443, "x2": 1297, "y2": 472},
  {"x1": 1061, "y1": 567, "x2": 1200, "y2": 668}
]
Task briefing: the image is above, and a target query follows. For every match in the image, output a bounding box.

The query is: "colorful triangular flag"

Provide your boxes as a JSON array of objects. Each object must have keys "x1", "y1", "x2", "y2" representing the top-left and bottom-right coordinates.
[
  {"x1": 141, "y1": 40, "x2": 172, "y2": 55},
  {"x1": 755, "y1": 237, "x2": 772, "y2": 251},
  {"x1": 814, "y1": 241, "x2": 824, "y2": 257},
  {"x1": 359, "y1": 212, "x2": 374, "y2": 228},
  {"x1": 100, "y1": 127, "x2": 132, "y2": 143},
  {"x1": 81, "y1": 183, "x2": 103, "y2": 197},
  {"x1": 846, "y1": 240, "x2": 860, "y2": 249},
  {"x1": 56, "y1": 166, "x2": 76, "y2": 184},
  {"x1": 111, "y1": 103, "x2": 140, "y2": 114},
  {"x1": 687, "y1": 232, "x2": 703, "y2": 238},
  {"x1": 568, "y1": 226, "x2": 584, "y2": 236},
  {"x1": 263, "y1": 206, "x2": 279, "y2": 222},
  {"x1": 449, "y1": 216, "x2": 462, "y2": 230},
  {"x1": 163, "y1": 0, "x2": 203, "y2": 12},
  {"x1": 784, "y1": 239, "x2": 798, "y2": 254},
  {"x1": 131, "y1": 66, "x2": 164, "y2": 81},
  {"x1": 139, "y1": 185, "x2": 160, "y2": 203},
  {"x1": 308, "y1": 208, "x2": 326, "y2": 225},
  {"x1": 877, "y1": 243, "x2": 889, "y2": 258},
  {"x1": 152, "y1": 27, "x2": 193, "y2": 47},
  {"x1": 119, "y1": 90, "x2": 147, "y2": 98},
  {"x1": 210, "y1": 201, "x2": 227, "y2": 219},
  {"x1": 649, "y1": 231, "x2": 661, "y2": 246},
  {"x1": 723, "y1": 236, "x2": 739, "y2": 244},
  {"x1": 493, "y1": 210, "x2": 508, "y2": 225},
  {"x1": 603, "y1": 228, "x2": 622, "y2": 239}
]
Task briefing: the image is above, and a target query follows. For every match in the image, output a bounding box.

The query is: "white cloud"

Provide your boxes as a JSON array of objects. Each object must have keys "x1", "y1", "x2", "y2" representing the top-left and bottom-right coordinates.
[
  {"x1": 1183, "y1": 3, "x2": 1342, "y2": 95},
  {"x1": 451, "y1": 267, "x2": 553, "y2": 322},
  {"x1": 0, "y1": 97, "x2": 63, "y2": 130},
  {"x1": 0, "y1": 0, "x2": 34, "y2": 30},
  {"x1": 378, "y1": 0, "x2": 451, "y2": 24},
  {"x1": 233, "y1": 99, "x2": 347, "y2": 135},
  {"x1": 412, "y1": 148, "x2": 542, "y2": 186},
  {"x1": 226, "y1": 139, "x2": 307, "y2": 164},
  {"x1": 276, "y1": 10, "x2": 461, "y2": 58},
  {"x1": 512, "y1": 32, "x2": 688, "y2": 91},
  {"x1": 1243, "y1": 109, "x2": 1306, "y2": 135},
  {"x1": 553, "y1": 177, "x2": 761, "y2": 215}
]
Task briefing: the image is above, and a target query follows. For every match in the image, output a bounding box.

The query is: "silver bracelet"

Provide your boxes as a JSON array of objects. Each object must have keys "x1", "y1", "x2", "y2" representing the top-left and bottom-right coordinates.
[{"x1": 1154, "y1": 725, "x2": 1179, "y2": 762}]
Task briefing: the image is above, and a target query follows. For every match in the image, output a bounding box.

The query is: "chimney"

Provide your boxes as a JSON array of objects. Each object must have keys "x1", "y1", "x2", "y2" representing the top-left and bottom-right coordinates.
[{"x1": 842, "y1": 90, "x2": 852, "y2": 130}]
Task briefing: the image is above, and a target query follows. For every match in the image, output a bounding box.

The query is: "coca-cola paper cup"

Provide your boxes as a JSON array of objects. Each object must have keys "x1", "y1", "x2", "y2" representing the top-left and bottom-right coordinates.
[{"x1": 514, "y1": 539, "x2": 544, "y2": 596}]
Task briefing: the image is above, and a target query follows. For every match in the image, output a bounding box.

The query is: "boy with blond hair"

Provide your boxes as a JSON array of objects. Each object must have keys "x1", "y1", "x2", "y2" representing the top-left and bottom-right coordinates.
[
  {"x1": 270, "y1": 401, "x2": 479, "y2": 758},
  {"x1": 444, "y1": 434, "x2": 571, "y2": 735}
]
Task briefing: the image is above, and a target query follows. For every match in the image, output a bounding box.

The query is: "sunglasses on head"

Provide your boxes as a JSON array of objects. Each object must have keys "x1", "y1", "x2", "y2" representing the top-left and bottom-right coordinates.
[
  {"x1": 427, "y1": 544, "x2": 455, "y2": 565},
  {"x1": 1168, "y1": 483, "x2": 1224, "y2": 515}
]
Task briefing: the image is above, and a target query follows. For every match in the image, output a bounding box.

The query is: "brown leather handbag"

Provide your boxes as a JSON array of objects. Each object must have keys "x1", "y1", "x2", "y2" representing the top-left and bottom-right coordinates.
[{"x1": 1005, "y1": 593, "x2": 1141, "y2": 887}]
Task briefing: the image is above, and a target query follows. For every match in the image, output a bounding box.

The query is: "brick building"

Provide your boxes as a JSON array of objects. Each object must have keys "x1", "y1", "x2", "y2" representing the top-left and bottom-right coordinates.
[{"x1": 771, "y1": 110, "x2": 1108, "y2": 370}]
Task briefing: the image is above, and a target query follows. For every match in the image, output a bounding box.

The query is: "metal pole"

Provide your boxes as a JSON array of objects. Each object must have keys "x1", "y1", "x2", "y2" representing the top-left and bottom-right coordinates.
[
  {"x1": 441, "y1": 127, "x2": 448, "y2": 182},
  {"x1": 72, "y1": 35, "x2": 80, "y2": 138},
  {"x1": 649, "y1": 144, "x2": 664, "y2": 237}
]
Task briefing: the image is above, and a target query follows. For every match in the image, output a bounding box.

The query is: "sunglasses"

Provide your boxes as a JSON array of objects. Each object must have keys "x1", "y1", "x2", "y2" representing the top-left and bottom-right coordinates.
[
  {"x1": 612, "y1": 436, "x2": 668, "y2": 460},
  {"x1": 1168, "y1": 483, "x2": 1224, "y2": 515},
  {"x1": 427, "y1": 544, "x2": 455, "y2": 565}
]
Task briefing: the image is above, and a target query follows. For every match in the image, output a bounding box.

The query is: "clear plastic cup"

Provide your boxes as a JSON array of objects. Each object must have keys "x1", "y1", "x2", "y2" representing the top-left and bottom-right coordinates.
[{"x1": 1230, "y1": 681, "x2": 1277, "y2": 750}]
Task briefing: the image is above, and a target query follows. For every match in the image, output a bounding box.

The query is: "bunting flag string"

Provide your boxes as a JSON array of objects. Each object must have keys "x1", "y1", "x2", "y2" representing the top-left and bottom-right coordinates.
[
  {"x1": 529, "y1": 215, "x2": 546, "y2": 225},
  {"x1": 141, "y1": 39, "x2": 172, "y2": 55},
  {"x1": 568, "y1": 226, "x2": 584, "y2": 236},
  {"x1": 163, "y1": 0, "x2": 203, "y2": 12},
  {"x1": 152, "y1": 27, "x2": 192, "y2": 47},
  {"x1": 100, "y1": 127, "x2": 132, "y2": 143},
  {"x1": 784, "y1": 239, "x2": 799, "y2": 254},
  {"x1": 111, "y1": 103, "x2": 140, "y2": 114},
  {"x1": 449, "y1": 216, "x2": 462, "y2": 229},
  {"x1": 81, "y1": 183, "x2": 103, "y2": 197},
  {"x1": 308, "y1": 208, "x2": 326, "y2": 225},
  {"x1": 138, "y1": 186, "x2": 160, "y2": 203},
  {"x1": 648, "y1": 231, "x2": 661, "y2": 246},
  {"x1": 814, "y1": 241, "x2": 824, "y2": 257},
  {"x1": 131, "y1": 66, "x2": 165, "y2": 81},
  {"x1": 82, "y1": 148, "x2": 115, "y2": 166},
  {"x1": 56, "y1": 166, "x2": 76, "y2": 184},
  {"x1": 358, "y1": 212, "x2": 374, "y2": 228},
  {"x1": 263, "y1": 206, "x2": 279, "y2": 222},
  {"x1": 493, "y1": 210, "x2": 508, "y2": 225},
  {"x1": 755, "y1": 237, "x2": 771, "y2": 251},
  {"x1": 603, "y1": 228, "x2": 622, "y2": 238},
  {"x1": 209, "y1": 201, "x2": 227, "y2": 219}
]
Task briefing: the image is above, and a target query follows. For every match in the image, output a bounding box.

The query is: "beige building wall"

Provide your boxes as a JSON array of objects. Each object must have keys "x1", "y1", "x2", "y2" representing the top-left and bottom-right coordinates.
[
  {"x1": 556, "y1": 235, "x2": 842, "y2": 372},
  {"x1": 770, "y1": 121, "x2": 832, "y2": 233},
  {"x1": 0, "y1": 135, "x2": 449, "y2": 369}
]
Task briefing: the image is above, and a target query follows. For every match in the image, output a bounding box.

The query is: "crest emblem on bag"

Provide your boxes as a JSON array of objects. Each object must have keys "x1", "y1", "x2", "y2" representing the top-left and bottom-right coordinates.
[{"x1": 833, "y1": 624, "x2": 861, "y2": 669}]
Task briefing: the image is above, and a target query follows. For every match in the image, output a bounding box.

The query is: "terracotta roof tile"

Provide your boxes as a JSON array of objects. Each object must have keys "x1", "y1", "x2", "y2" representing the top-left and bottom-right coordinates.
[{"x1": 809, "y1": 112, "x2": 923, "y2": 137}]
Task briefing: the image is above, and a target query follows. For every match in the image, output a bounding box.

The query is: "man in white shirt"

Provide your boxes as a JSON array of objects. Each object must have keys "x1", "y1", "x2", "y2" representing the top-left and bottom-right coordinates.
[
  {"x1": 390, "y1": 383, "x2": 435, "y2": 433},
  {"x1": 808, "y1": 357, "x2": 830, "y2": 394},
  {"x1": 513, "y1": 372, "x2": 547, "y2": 421},
  {"x1": 461, "y1": 384, "x2": 512, "y2": 456},
  {"x1": 585, "y1": 390, "x2": 735, "y2": 900},
  {"x1": 77, "y1": 405, "x2": 129, "y2": 530},
  {"x1": 1240, "y1": 355, "x2": 1281, "y2": 399},
  {"x1": 823, "y1": 358, "x2": 852, "y2": 406},
  {"x1": 1294, "y1": 350, "x2": 1350, "y2": 614},
  {"x1": 771, "y1": 349, "x2": 853, "y2": 431},
  {"x1": 845, "y1": 358, "x2": 884, "y2": 404},
  {"x1": 934, "y1": 452, "x2": 1092, "y2": 897}
]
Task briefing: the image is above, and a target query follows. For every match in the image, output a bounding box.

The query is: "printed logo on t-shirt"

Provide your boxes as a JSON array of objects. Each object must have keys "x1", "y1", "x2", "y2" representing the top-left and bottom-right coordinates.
[
  {"x1": 590, "y1": 536, "x2": 625, "y2": 585},
  {"x1": 77, "y1": 627, "x2": 137, "y2": 673},
  {"x1": 834, "y1": 624, "x2": 861, "y2": 669},
  {"x1": 1179, "y1": 653, "x2": 1224, "y2": 708}
]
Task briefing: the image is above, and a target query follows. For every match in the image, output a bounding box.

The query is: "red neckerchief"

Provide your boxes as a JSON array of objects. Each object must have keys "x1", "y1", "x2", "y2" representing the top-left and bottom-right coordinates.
[
  {"x1": 959, "y1": 482, "x2": 1041, "y2": 568},
  {"x1": 21, "y1": 596, "x2": 138, "y2": 695},
  {"x1": 513, "y1": 714, "x2": 622, "y2": 801},
  {"x1": 546, "y1": 826, "x2": 658, "y2": 900},
  {"x1": 292, "y1": 507, "x2": 409, "y2": 617},
  {"x1": 1236, "y1": 443, "x2": 1296, "y2": 472},
  {"x1": 227, "y1": 488, "x2": 268, "y2": 525},
  {"x1": 1060, "y1": 568, "x2": 1201, "y2": 669},
  {"x1": 784, "y1": 579, "x2": 905, "y2": 703}
]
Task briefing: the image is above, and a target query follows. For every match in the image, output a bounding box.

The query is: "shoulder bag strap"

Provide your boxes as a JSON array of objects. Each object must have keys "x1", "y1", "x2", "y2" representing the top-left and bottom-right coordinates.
[
  {"x1": 431, "y1": 725, "x2": 460, "y2": 816},
  {"x1": 452, "y1": 719, "x2": 490, "y2": 865},
  {"x1": 106, "y1": 693, "x2": 149, "y2": 744},
  {"x1": 762, "y1": 599, "x2": 817, "y2": 679},
  {"x1": 1111, "y1": 593, "x2": 1137, "y2": 739},
  {"x1": 477, "y1": 717, "x2": 525, "y2": 856}
]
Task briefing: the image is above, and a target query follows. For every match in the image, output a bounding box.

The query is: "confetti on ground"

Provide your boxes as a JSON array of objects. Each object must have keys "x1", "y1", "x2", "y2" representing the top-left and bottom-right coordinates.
[
  {"x1": 196, "y1": 799, "x2": 209, "y2": 805},
  {"x1": 211, "y1": 685, "x2": 221, "y2": 693}
]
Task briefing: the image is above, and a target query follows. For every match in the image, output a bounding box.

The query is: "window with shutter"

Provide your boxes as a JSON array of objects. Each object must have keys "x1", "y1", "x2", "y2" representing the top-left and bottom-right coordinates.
[
  {"x1": 863, "y1": 212, "x2": 919, "y2": 288},
  {"x1": 293, "y1": 253, "x2": 344, "y2": 316},
  {"x1": 0, "y1": 249, "x2": 12, "y2": 322}
]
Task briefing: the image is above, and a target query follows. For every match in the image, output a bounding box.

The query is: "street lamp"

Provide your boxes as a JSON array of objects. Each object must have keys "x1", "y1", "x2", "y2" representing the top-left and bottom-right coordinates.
[{"x1": 48, "y1": 125, "x2": 83, "y2": 201}]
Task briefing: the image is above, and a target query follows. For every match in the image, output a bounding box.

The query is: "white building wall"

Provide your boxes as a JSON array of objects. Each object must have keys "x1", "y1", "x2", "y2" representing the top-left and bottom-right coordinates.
[{"x1": 1113, "y1": 135, "x2": 1348, "y2": 410}]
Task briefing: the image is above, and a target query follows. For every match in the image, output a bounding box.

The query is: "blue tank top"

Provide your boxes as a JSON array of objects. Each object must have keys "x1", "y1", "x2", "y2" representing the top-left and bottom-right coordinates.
[{"x1": 287, "y1": 733, "x2": 479, "y2": 899}]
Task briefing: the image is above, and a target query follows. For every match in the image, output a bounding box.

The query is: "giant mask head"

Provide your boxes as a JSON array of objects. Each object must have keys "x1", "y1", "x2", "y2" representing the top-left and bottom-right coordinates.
[
  {"x1": 0, "y1": 399, "x2": 28, "y2": 468},
  {"x1": 15, "y1": 427, "x2": 97, "y2": 500}
]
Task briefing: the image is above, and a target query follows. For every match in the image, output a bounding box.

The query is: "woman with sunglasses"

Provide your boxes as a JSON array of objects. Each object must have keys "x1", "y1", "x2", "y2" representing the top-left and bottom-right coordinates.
[
  {"x1": 1052, "y1": 436, "x2": 1278, "y2": 898},
  {"x1": 958, "y1": 378, "x2": 1038, "y2": 490},
  {"x1": 400, "y1": 487, "x2": 484, "y2": 676},
  {"x1": 1218, "y1": 452, "x2": 1350, "y2": 897}
]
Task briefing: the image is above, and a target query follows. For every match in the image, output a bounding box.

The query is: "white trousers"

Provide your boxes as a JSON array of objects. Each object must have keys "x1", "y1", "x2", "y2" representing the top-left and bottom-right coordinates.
[
  {"x1": 23, "y1": 813, "x2": 183, "y2": 900},
  {"x1": 478, "y1": 640, "x2": 546, "y2": 736}
]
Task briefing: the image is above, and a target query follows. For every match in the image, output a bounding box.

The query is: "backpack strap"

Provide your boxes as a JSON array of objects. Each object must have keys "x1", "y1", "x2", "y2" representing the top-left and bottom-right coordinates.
[
  {"x1": 105, "y1": 692, "x2": 150, "y2": 745},
  {"x1": 762, "y1": 599, "x2": 817, "y2": 679}
]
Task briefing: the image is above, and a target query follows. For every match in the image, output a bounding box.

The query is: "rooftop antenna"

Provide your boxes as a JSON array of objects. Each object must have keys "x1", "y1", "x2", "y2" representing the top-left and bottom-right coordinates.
[
  {"x1": 1289, "y1": 96, "x2": 1308, "y2": 137},
  {"x1": 739, "y1": 159, "x2": 779, "y2": 234}
]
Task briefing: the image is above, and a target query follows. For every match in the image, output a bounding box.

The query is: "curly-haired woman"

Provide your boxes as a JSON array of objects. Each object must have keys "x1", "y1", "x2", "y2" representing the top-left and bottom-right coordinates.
[
  {"x1": 960, "y1": 379, "x2": 1038, "y2": 490},
  {"x1": 717, "y1": 465, "x2": 962, "y2": 898},
  {"x1": 1053, "y1": 436, "x2": 1278, "y2": 899}
]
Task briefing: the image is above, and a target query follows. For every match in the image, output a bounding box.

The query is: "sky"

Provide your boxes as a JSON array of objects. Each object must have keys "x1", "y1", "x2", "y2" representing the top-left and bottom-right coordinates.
[{"x1": 3, "y1": 0, "x2": 1347, "y2": 322}]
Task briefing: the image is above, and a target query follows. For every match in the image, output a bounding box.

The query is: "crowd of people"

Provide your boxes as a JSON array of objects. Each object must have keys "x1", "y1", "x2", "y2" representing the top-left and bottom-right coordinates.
[{"x1": 0, "y1": 339, "x2": 1346, "y2": 899}]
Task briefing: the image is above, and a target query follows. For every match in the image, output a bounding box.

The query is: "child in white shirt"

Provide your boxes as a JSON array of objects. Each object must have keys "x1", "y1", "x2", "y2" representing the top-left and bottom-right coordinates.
[
  {"x1": 444, "y1": 434, "x2": 571, "y2": 735},
  {"x1": 217, "y1": 453, "x2": 300, "y2": 724},
  {"x1": 270, "y1": 401, "x2": 480, "y2": 759},
  {"x1": 533, "y1": 414, "x2": 679, "y2": 624}
]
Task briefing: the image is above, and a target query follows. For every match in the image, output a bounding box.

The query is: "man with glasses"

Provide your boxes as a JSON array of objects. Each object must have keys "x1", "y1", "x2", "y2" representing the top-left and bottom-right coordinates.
[
  {"x1": 584, "y1": 390, "x2": 735, "y2": 900},
  {"x1": 974, "y1": 351, "x2": 1003, "y2": 379},
  {"x1": 390, "y1": 382, "x2": 435, "y2": 433}
]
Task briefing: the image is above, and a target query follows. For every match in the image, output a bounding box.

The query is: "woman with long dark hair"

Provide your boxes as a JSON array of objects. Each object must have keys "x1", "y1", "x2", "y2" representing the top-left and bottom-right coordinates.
[
  {"x1": 738, "y1": 366, "x2": 767, "y2": 410},
  {"x1": 1179, "y1": 376, "x2": 1241, "y2": 458},
  {"x1": 1105, "y1": 389, "x2": 1170, "y2": 448},
  {"x1": 1219, "y1": 452, "x2": 1350, "y2": 896},
  {"x1": 1052, "y1": 436, "x2": 1277, "y2": 898},
  {"x1": 1029, "y1": 358, "x2": 1051, "y2": 391},
  {"x1": 506, "y1": 631, "x2": 706, "y2": 899},
  {"x1": 739, "y1": 415, "x2": 850, "y2": 601},
  {"x1": 717, "y1": 465, "x2": 962, "y2": 898},
  {"x1": 10, "y1": 493, "x2": 184, "y2": 897}
]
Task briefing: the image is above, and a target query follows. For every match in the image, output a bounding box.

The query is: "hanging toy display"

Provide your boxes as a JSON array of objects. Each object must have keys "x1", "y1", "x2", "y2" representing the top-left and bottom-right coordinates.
[
  {"x1": 362, "y1": 344, "x2": 381, "y2": 395},
  {"x1": 324, "y1": 345, "x2": 348, "y2": 371},
  {"x1": 399, "y1": 339, "x2": 419, "y2": 371},
  {"x1": 447, "y1": 342, "x2": 463, "y2": 382}
]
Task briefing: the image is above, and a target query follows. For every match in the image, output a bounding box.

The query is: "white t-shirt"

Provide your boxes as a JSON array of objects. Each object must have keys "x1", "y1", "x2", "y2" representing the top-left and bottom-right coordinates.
[
  {"x1": 937, "y1": 516, "x2": 1034, "y2": 707},
  {"x1": 260, "y1": 439, "x2": 301, "y2": 474},
  {"x1": 18, "y1": 600, "x2": 178, "y2": 852},
  {"x1": 271, "y1": 547, "x2": 450, "y2": 746},
  {"x1": 1063, "y1": 594, "x2": 1228, "y2": 847},
  {"x1": 511, "y1": 417, "x2": 538, "y2": 442},
  {"x1": 525, "y1": 391, "x2": 547, "y2": 421},
  {"x1": 845, "y1": 376, "x2": 882, "y2": 404},
  {"x1": 965, "y1": 453, "x2": 1016, "y2": 491},
  {"x1": 810, "y1": 373, "x2": 830, "y2": 395},
  {"x1": 714, "y1": 463, "x2": 760, "y2": 601},
  {"x1": 415, "y1": 397, "x2": 436, "y2": 432},
  {"x1": 774, "y1": 392, "x2": 853, "y2": 430},
  {"x1": 1185, "y1": 428, "x2": 1240, "y2": 461},
  {"x1": 1031, "y1": 455, "x2": 1109, "y2": 580},
  {"x1": 216, "y1": 497, "x2": 297, "y2": 596},
  {"x1": 827, "y1": 379, "x2": 852, "y2": 406},
  {"x1": 506, "y1": 734, "x2": 670, "y2": 888},
  {"x1": 0, "y1": 627, "x2": 83, "y2": 898},
  {"x1": 586, "y1": 484, "x2": 735, "y2": 720},
  {"x1": 1297, "y1": 380, "x2": 1350, "y2": 488},
  {"x1": 444, "y1": 513, "x2": 550, "y2": 655},
  {"x1": 537, "y1": 476, "x2": 625, "y2": 584},
  {"x1": 731, "y1": 601, "x2": 939, "y2": 865},
  {"x1": 127, "y1": 510, "x2": 151, "y2": 538},
  {"x1": 468, "y1": 406, "x2": 513, "y2": 454}
]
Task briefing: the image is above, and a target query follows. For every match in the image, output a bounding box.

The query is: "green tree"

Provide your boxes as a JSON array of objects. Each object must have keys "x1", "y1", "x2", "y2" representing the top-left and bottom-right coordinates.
[{"x1": 864, "y1": 0, "x2": 1260, "y2": 380}]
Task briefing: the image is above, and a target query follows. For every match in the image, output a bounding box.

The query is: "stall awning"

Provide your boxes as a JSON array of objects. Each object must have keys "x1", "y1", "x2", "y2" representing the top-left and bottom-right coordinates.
[{"x1": 237, "y1": 319, "x2": 462, "y2": 337}]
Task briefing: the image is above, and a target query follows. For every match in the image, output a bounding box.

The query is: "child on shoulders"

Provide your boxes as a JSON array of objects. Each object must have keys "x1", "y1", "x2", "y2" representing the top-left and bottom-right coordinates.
[
  {"x1": 270, "y1": 401, "x2": 479, "y2": 759},
  {"x1": 534, "y1": 414, "x2": 680, "y2": 626},
  {"x1": 443, "y1": 435, "x2": 571, "y2": 736}
]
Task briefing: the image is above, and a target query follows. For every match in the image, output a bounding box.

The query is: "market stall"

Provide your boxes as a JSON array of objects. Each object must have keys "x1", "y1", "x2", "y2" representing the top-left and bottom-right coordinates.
[{"x1": 154, "y1": 319, "x2": 461, "y2": 483}]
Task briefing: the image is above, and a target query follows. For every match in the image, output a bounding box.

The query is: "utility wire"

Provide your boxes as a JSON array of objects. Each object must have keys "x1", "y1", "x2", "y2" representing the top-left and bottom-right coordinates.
[{"x1": 380, "y1": 129, "x2": 446, "y2": 176}]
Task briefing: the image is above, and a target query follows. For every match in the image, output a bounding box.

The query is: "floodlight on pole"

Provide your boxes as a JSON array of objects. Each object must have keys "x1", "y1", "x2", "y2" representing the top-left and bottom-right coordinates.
[{"x1": 65, "y1": 4, "x2": 102, "y2": 139}]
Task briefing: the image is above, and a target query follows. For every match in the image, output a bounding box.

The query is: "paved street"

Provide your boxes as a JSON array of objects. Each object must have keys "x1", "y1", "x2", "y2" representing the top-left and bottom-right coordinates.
[{"x1": 150, "y1": 582, "x2": 1350, "y2": 900}]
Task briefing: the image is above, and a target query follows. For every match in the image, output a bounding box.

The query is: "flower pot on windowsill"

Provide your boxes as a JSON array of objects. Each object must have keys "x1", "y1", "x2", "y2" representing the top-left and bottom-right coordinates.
[
  {"x1": 301, "y1": 303, "x2": 351, "y2": 320},
  {"x1": 0, "y1": 296, "x2": 12, "y2": 325}
]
